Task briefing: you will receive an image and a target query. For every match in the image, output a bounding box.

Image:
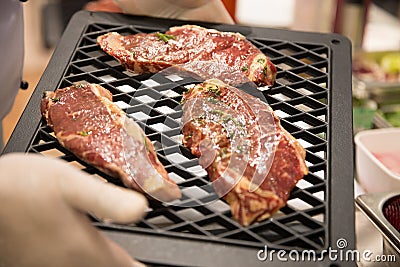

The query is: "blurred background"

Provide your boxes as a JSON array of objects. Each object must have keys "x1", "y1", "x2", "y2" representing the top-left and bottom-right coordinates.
[{"x1": 4, "y1": 0, "x2": 400, "y2": 142}]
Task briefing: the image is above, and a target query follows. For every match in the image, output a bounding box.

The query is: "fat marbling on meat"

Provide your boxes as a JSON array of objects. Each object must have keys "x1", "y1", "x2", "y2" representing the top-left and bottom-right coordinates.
[
  {"x1": 97, "y1": 25, "x2": 277, "y2": 86},
  {"x1": 41, "y1": 83, "x2": 181, "y2": 202}
]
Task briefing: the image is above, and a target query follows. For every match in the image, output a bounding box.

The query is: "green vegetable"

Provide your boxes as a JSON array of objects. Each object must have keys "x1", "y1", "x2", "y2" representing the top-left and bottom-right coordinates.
[
  {"x1": 142, "y1": 134, "x2": 150, "y2": 151},
  {"x1": 77, "y1": 131, "x2": 91, "y2": 136},
  {"x1": 50, "y1": 97, "x2": 60, "y2": 102},
  {"x1": 156, "y1": 32, "x2": 176, "y2": 43},
  {"x1": 381, "y1": 53, "x2": 400, "y2": 74},
  {"x1": 235, "y1": 120, "x2": 245, "y2": 127},
  {"x1": 208, "y1": 96, "x2": 219, "y2": 104},
  {"x1": 353, "y1": 107, "x2": 376, "y2": 132},
  {"x1": 385, "y1": 112, "x2": 400, "y2": 127},
  {"x1": 235, "y1": 146, "x2": 244, "y2": 153},
  {"x1": 381, "y1": 106, "x2": 400, "y2": 127},
  {"x1": 194, "y1": 117, "x2": 205, "y2": 124},
  {"x1": 222, "y1": 114, "x2": 233, "y2": 123},
  {"x1": 220, "y1": 147, "x2": 228, "y2": 157},
  {"x1": 257, "y1": 58, "x2": 266, "y2": 64},
  {"x1": 74, "y1": 83, "x2": 85, "y2": 89},
  {"x1": 263, "y1": 66, "x2": 268, "y2": 77},
  {"x1": 211, "y1": 109, "x2": 224, "y2": 116},
  {"x1": 207, "y1": 85, "x2": 221, "y2": 96},
  {"x1": 242, "y1": 66, "x2": 249, "y2": 71},
  {"x1": 185, "y1": 133, "x2": 193, "y2": 140}
]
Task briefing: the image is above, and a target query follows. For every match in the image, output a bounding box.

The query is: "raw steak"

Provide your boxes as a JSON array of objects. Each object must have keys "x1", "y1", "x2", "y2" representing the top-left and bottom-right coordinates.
[
  {"x1": 41, "y1": 83, "x2": 181, "y2": 202},
  {"x1": 97, "y1": 25, "x2": 277, "y2": 86},
  {"x1": 181, "y1": 79, "x2": 308, "y2": 226}
]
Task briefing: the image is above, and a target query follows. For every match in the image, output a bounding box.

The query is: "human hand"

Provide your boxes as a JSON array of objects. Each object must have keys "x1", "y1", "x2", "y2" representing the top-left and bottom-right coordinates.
[
  {"x1": 0, "y1": 153, "x2": 148, "y2": 267},
  {"x1": 84, "y1": 0, "x2": 123, "y2": 13},
  {"x1": 86, "y1": 0, "x2": 234, "y2": 24}
]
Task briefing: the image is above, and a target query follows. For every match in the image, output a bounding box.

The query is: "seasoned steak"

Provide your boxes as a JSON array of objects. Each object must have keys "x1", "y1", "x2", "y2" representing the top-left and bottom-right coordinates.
[
  {"x1": 182, "y1": 79, "x2": 308, "y2": 226},
  {"x1": 97, "y1": 25, "x2": 277, "y2": 86},
  {"x1": 41, "y1": 83, "x2": 181, "y2": 202}
]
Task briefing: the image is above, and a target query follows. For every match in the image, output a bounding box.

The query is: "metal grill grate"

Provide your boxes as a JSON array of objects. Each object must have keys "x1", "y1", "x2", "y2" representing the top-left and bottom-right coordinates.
[
  {"x1": 3, "y1": 12, "x2": 354, "y2": 266},
  {"x1": 30, "y1": 22, "x2": 329, "y2": 251}
]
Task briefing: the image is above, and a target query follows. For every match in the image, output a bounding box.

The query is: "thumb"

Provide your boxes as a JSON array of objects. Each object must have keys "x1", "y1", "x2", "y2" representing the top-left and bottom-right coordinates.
[{"x1": 54, "y1": 160, "x2": 148, "y2": 224}]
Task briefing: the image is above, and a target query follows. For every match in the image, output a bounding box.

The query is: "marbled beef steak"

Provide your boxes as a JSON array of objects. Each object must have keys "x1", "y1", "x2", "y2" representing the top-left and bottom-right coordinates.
[
  {"x1": 41, "y1": 83, "x2": 181, "y2": 202},
  {"x1": 97, "y1": 25, "x2": 277, "y2": 86},
  {"x1": 181, "y1": 79, "x2": 308, "y2": 226}
]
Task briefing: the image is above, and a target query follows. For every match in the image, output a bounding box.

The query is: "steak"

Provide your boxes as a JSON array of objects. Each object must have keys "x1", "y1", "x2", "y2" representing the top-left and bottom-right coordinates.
[
  {"x1": 97, "y1": 25, "x2": 277, "y2": 86},
  {"x1": 41, "y1": 83, "x2": 181, "y2": 202},
  {"x1": 181, "y1": 79, "x2": 308, "y2": 226}
]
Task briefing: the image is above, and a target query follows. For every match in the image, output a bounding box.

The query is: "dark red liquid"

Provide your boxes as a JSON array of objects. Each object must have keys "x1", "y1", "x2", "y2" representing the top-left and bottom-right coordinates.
[{"x1": 383, "y1": 196, "x2": 400, "y2": 233}]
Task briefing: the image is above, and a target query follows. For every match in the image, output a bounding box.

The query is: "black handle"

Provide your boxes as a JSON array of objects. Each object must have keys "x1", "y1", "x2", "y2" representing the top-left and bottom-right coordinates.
[{"x1": 20, "y1": 80, "x2": 29, "y2": 90}]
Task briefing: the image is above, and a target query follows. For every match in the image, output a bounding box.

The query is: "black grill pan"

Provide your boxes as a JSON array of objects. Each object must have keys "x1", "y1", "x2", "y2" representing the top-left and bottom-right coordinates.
[{"x1": 3, "y1": 11, "x2": 355, "y2": 267}]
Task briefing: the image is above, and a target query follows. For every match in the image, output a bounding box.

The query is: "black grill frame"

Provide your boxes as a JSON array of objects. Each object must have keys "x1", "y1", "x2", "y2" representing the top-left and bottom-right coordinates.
[{"x1": 3, "y1": 11, "x2": 355, "y2": 267}]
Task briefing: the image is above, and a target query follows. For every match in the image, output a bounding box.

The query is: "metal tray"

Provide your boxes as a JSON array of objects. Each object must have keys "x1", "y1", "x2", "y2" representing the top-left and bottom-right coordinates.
[
  {"x1": 3, "y1": 11, "x2": 355, "y2": 267},
  {"x1": 356, "y1": 192, "x2": 400, "y2": 267}
]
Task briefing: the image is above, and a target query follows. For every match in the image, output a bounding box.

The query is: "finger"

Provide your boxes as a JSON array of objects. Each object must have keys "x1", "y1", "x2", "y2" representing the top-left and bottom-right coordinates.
[
  {"x1": 56, "y1": 166, "x2": 149, "y2": 224},
  {"x1": 84, "y1": 0, "x2": 123, "y2": 12},
  {"x1": 1, "y1": 153, "x2": 148, "y2": 224},
  {"x1": 55, "y1": 211, "x2": 147, "y2": 267},
  {"x1": 179, "y1": 0, "x2": 234, "y2": 24},
  {"x1": 18, "y1": 153, "x2": 150, "y2": 224}
]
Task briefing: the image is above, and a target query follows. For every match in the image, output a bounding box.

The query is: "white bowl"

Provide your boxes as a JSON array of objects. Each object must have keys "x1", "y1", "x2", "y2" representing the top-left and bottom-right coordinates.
[{"x1": 354, "y1": 128, "x2": 400, "y2": 193}]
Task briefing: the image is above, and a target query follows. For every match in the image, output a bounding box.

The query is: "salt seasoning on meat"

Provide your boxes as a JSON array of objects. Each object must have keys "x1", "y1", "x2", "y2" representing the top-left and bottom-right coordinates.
[
  {"x1": 181, "y1": 79, "x2": 308, "y2": 226},
  {"x1": 41, "y1": 83, "x2": 181, "y2": 202},
  {"x1": 97, "y1": 25, "x2": 277, "y2": 86}
]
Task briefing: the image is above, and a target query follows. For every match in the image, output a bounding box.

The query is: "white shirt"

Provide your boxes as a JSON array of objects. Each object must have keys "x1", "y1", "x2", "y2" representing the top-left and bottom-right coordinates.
[{"x1": 0, "y1": 0, "x2": 24, "y2": 121}]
